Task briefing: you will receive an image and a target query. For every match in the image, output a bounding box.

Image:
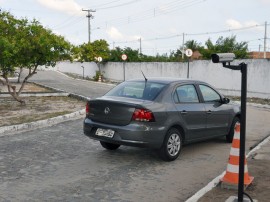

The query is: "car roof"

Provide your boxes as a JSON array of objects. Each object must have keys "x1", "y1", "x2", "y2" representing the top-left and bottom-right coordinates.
[{"x1": 126, "y1": 77, "x2": 206, "y2": 85}]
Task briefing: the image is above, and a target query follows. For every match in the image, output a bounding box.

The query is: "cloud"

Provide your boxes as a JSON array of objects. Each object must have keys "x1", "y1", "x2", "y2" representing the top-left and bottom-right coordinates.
[
  {"x1": 226, "y1": 19, "x2": 243, "y2": 29},
  {"x1": 106, "y1": 27, "x2": 124, "y2": 40},
  {"x1": 106, "y1": 27, "x2": 141, "y2": 41},
  {"x1": 37, "y1": 0, "x2": 83, "y2": 15},
  {"x1": 226, "y1": 19, "x2": 261, "y2": 30},
  {"x1": 259, "y1": 0, "x2": 270, "y2": 4}
]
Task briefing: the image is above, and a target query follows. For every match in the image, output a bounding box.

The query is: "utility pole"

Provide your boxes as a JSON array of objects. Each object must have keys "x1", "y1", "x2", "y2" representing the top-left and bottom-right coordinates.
[
  {"x1": 82, "y1": 9, "x2": 96, "y2": 43},
  {"x1": 259, "y1": 44, "x2": 261, "y2": 58},
  {"x1": 264, "y1": 21, "x2": 267, "y2": 58},
  {"x1": 139, "y1": 38, "x2": 142, "y2": 55},
  {"x1": 182, "y1": 33, "x2": 185, "y2": 59}
]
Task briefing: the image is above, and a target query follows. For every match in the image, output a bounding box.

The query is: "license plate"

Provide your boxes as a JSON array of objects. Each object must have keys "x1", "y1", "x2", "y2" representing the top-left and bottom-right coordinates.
[{"x1": 95, "y1": 128, "x2": 115, "y2": 138}]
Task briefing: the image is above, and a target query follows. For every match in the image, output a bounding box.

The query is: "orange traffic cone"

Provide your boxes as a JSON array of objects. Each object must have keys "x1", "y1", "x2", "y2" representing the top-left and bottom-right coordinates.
[
  {"x1": 98, "y1": 75, "x2": 102, "y2": 82},
  {"x1": 221, "y1": 123, "x2": 254, "y2": 189}
]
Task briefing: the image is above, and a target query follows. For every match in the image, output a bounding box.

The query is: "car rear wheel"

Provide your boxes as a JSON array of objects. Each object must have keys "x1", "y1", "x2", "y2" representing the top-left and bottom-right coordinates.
[
  {"x1": 100, "y1": 141, "x2": 120, "y2": 150},
  {"x1": 159, "y1": 128, "x2": 183, "y2": 161},
  {"x1": 226, "y1": 117, "x2": 240, "y2": 143}
]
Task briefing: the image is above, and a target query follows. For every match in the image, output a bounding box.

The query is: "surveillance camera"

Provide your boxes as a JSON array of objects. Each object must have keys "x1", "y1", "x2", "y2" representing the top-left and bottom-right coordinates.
[{"x1": 211, "y1": 53, "x2": 235, "y2": 63}]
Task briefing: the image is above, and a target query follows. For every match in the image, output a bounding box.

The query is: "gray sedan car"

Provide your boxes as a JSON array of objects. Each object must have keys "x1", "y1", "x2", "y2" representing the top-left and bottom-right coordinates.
[{"x1": 83, "y1": 78, "x2": 240, "y2": 161}]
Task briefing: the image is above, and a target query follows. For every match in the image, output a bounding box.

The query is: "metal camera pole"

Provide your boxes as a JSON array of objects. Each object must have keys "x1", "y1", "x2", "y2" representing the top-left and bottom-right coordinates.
[
  {"x1": 222, "y1": 62, "x2": 247, "y2": 202},
  {"x1": 238, "y1": 63, "x2": 247, "y2": 202},
  {"x1": 211, "y1": 53, "x2": 248, "y2": 202}
]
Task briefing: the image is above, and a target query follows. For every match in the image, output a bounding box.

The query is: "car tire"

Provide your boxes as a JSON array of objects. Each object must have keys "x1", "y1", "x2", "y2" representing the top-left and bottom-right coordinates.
[
  {"x1": 100, "y1": 141, "x2": 120, "y2": 150},
  {"x1": 226, "y1": 117, "x2": 240, "y2": 143},
  {"x1": 159, "y1": 128, "x2": 183, "y2": 161}
]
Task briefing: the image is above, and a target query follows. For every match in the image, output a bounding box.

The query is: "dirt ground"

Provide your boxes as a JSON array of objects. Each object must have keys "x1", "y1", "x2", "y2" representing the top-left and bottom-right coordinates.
[
  {"x1": 0, "y1": 82, "x2": 53, "y2": 93},
  {"x1": 0, "y1": 83, "x2": 86, "y2": 127},
  {"x1": 198, "y1": 151, "x2": 270, "y2": 202}
]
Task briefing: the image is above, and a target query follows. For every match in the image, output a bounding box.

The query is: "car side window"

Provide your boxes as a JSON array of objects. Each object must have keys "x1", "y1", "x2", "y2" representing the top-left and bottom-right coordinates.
[
  {"x1": 199, "y1": 85, "x2": 221, "y2": 102},
  {"x1": 174, "y1": 85, "x2": 199, "y2": 103}
]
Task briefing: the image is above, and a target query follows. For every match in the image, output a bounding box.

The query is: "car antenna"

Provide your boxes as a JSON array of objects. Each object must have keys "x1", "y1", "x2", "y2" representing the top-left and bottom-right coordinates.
[{"x1": 141, "y1": 70, "x2": 148, "y2": 82}]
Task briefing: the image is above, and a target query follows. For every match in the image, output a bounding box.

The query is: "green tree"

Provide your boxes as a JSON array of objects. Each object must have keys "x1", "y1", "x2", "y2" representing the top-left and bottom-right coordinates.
[
  {"x1": 201, "y1": 35, "x2": 248, "y2": 59},
  {"x1": 76, "y1": 39, "x2": 110, "y2": 62},
  {"x1": 0, "y1": 11, "x2": 71, "y2": 104},
  {"x1": 169, "y1": 49, "x2": 184, "y2": 62},
  {"x1": 122, "y1": 47, "x2": 140, "y2": 62},
  {"x1": 109, "y1": 47, "x2": 124, "y2": 62},
  {"x1": 185, "y1": 40, "x2": 202, "y2": 51},
  {"x1": 108, "y1": 47, "x2": 141, "y2": 62}
]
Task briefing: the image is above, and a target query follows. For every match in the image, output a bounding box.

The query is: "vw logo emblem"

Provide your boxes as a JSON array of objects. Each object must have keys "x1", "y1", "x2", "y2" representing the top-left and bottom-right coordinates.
[{"x1": 104, "y1": 107, "x2": 110, "y2": 115}]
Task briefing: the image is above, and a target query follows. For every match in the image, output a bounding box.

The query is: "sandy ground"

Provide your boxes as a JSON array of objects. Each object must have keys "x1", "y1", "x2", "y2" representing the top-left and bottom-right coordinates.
[
  {"x1": 198, "y1": 141, "x2": 270, "y2": 202},
  {"x1": 0, "y1": 83, "x2": 86, "y2": 127},
  {"x1": 0, "y1": 82, "x2": 53, "y2": 93}
]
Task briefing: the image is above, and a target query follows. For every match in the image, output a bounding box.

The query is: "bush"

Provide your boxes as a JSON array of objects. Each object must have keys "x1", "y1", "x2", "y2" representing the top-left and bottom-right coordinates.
[{"x1": 93, "y1": 71, "x2": 103, "y2": 81}]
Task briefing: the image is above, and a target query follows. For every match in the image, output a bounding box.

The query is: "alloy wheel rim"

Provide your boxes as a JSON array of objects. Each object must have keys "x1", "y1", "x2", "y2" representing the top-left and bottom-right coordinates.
[{"x1": 167, "y1": 133, "x2": 181, "y2": 156}]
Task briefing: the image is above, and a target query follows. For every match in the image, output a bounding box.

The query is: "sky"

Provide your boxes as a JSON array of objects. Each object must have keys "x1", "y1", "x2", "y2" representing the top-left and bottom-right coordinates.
[{"x1": 1, "y1": 0, "x2": 269, "y2": 56}]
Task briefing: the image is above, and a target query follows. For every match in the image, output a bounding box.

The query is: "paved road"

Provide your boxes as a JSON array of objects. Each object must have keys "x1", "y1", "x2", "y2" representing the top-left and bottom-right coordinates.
[
  {"x1": 1, "y1": 70, "x2": 270, "y2": 201},
  {"x1": 29, "y1": 70, "x2": 114, "y2": 99}
]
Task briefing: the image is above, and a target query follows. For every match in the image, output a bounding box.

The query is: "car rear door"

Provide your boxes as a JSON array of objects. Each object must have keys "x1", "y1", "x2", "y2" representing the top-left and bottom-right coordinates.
[
  {"x1": 173, "y1": 84, "x2": 208, "y2": 141},
  {"x1": 197, "y1": 84, "x2": 230, "y2": 137}
]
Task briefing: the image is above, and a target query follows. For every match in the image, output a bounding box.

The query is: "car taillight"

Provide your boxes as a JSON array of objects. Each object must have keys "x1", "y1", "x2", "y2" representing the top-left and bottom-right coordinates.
[
  {"x1": 86, "y1": 102, "x2": 89, "y2": 115},
  {"x1": 132, "y1": 109, "x2": 155, "y2": 122}
]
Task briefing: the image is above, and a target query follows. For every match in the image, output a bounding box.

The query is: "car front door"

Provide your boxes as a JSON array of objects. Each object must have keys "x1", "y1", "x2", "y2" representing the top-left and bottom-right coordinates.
[
  {"x1": 173, "y1": 84, "x2": 207, "y2": 141},
  {"x1": 198, "y1": 84, "x2": 230, "y2": 137}
]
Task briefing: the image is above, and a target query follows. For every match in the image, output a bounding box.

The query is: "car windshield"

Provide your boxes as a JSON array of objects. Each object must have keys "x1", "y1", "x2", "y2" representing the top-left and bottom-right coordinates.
[{"x1": 105, "y1": 81, "x2": 166, "y2": 101}]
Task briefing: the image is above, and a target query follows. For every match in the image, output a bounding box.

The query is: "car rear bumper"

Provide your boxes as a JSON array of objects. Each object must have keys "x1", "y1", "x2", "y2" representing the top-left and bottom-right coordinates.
[{"x1": 83, "y1": 118, "x2": 166, "y2": 149}]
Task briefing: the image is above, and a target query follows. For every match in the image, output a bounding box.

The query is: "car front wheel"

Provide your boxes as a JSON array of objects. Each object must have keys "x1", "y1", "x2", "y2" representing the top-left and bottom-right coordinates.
[
  {"x1": 100, "y1": 141, "x2": 120, "y2": 150},
  {"x1": 159, "y1": 128, "x2": 183, "y2": 161}
]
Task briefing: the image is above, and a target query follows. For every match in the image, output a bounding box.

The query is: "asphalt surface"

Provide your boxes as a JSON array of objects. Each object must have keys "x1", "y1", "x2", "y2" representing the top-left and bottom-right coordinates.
[
  {"x1": 28, "y1": 70, "x2": 114, "y2": 99},
  {"x1": 1, "y1": 70, "x2": 270, "y2": 202}
]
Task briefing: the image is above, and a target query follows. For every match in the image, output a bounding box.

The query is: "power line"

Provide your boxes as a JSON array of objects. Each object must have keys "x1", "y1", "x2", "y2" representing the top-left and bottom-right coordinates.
[
  {"x1": 95, "y1": 0, "x2": 141, "y2": 10},
  {"x1": 89, "y1": 0, "x2": 123, "y2": 8},
  {"x1": 95, "y1": 0, "x2": 205, "y2": 28},
  {"x1": 50, "y1": 11, "x2": 83, "y2": 29},
  {"x1": 112, "y1": 23, "x2": 265, "y2": 45},
  {"x1": 186, "y1": 24, "x2": 264, "y2": 36},
  {"x1": 51, "y1": 16, "x2": 84, "y2": 30}
]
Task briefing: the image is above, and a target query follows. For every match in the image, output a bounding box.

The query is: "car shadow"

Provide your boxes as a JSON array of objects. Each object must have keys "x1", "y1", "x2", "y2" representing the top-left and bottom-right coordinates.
[{"x1": 90, "y1": 137, "x2": 229, "y2": 163}]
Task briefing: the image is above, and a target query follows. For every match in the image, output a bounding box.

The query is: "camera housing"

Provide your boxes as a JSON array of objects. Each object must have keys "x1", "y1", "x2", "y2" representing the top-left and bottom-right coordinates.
[{"x1": 211, "y1": 53, "x2": 235, "y2": 63}]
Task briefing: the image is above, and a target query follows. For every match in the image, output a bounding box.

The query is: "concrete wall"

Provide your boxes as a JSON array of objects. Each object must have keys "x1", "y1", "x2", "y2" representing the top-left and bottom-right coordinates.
[
  {"x1": 39, "y1": 59, "x2": 270, "y2": 99},
  {"x1": 38, "y1": 61, "x2": 99, "y2": 78},
  {"x1": 99, "y1": 60, "x2": 270, "y2": 99},
  {"x1": 56, "y1": 61, "x2": 99, "y2": 78}
]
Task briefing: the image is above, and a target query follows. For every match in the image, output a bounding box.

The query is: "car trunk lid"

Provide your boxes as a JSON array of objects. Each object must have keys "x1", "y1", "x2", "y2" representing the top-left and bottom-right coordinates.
[{"x1": 87, "y1": 96, "x2": 152, "y2": 126}]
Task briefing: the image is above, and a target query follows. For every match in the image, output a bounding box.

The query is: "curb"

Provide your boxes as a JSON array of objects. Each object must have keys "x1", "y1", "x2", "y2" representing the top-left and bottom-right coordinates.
[
  {"x1": 0, "y1": 109, "x2": 85, "y2": 137},
  {"x1": 0, "y1": 82, "x2": 89, "y2": 136},
  {"x1": 185, "y1": 134, "x2": 270, "y2": 202},
  {"x1": 31, "y1": 82, "x2": 90, "y2": 101},
  {"x1": 232, "y1": 101, "x2": 270, "y2": 109},
  {"x1": 55, "y1": 70, "x2": 117, "y2": 87},
  {"x1": 0, "y1": 92, "x2": 69, "y2": 98}
]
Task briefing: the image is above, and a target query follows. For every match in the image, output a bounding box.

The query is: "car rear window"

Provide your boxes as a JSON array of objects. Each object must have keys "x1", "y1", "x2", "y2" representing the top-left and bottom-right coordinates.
[{"x1": 105, "y1": 81, "x2": 166, "y2": 101}]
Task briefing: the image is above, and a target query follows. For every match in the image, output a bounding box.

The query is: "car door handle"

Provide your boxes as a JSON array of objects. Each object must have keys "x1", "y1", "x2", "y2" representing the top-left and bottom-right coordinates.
[
  {"x1": 181, "y1": 110, "x2": 187, "y2": 115},
  {"x1": 206, "y1": 110, "x2": 212, "y2": 114}
]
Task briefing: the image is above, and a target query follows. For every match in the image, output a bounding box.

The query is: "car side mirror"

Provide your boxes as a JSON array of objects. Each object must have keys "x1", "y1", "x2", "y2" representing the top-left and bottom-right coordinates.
[{"x1": 222, "y1": 97, "x2": 230, "y2": 104}]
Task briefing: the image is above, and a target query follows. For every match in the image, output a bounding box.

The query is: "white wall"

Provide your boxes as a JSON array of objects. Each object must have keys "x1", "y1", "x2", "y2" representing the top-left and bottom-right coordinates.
[
  {"x1": 39, "y1": 60, "x2": 270, "y2": 99},
  {"x1": 100, "y1": 60, "x2": 270, "y2": 99},
  {"x1": 38, "y1": 61, "x2": 99, "y2": 78},
  {"x1": 56, "y1": 61, "x2": 99, "y2": 78}
]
